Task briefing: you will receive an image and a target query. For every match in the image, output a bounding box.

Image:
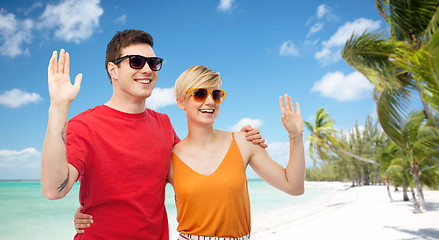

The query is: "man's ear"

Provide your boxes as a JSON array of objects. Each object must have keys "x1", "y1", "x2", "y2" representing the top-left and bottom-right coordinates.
[
  {"x1": 176, "y1": 98, "x2": 185, "y2": 110},
  {"x1": 107, "y1": 62, "x2": 119, "y2": 82}
]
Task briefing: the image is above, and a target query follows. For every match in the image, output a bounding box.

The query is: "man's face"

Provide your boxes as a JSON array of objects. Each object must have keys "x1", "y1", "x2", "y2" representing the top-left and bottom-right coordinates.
[{"x1": 111, "y1": 43, "x2": 159, "y2": 101}]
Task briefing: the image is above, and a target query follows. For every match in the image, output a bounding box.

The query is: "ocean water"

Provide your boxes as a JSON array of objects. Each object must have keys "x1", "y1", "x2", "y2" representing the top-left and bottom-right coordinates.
[{"x1": 0, "y1": 180, "x2": 337, "y2": 240}]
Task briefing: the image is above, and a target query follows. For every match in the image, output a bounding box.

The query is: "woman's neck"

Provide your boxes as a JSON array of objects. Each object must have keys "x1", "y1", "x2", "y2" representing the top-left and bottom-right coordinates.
[{"x1": 185, "y1": 123, "x2": 218, "y2": 147}]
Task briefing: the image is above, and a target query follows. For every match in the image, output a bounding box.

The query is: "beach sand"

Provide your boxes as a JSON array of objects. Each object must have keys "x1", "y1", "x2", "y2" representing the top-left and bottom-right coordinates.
[{"x1": 251, "y1": 182, "x2": 439, "y2": 240}]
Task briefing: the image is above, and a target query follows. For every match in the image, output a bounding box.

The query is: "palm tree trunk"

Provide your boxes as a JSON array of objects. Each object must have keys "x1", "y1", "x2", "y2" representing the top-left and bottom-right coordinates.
[
  {"x1": 402, "y1": 186, "x2": 409, "y2": 201},
  {"x1": 411, "y1": 164, "x2": 427, "y2": 212},
  {"x1": 385, "y1": 179, "x2": 394, "y2": 202},
  {"x1": 411, "y1": 187, "x2": 419, "y2": 211},
  {"x1": 325, "y1": 141, "x2": 376, "y2": 164}
]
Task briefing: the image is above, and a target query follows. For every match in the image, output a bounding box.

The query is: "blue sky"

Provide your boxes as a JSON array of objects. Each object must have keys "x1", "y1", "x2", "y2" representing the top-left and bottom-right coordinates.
[{"x1": 0, "y1": 0, "x2": 386, "y2": 180}]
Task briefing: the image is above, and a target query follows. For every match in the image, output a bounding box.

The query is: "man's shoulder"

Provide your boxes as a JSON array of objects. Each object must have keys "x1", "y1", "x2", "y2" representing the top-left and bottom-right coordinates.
[
  {"x1": 145, "y1": 108, "x2": 170, "y2": 121},
  {"x1": 69, "y1": 105, "x2": 103, "y2": 124}
]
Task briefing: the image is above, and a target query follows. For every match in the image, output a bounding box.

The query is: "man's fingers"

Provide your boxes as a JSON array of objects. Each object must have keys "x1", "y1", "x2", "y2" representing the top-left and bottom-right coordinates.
[
  {"x1": 58, "y1": 49, "x2": 65, "y2": 74},
  {"x1": 74, "y1": 73, "x2": 83, "y2": 89},
  {"x1": 246, "y1": 130, "x2": 262, "y2": 140},
  {"x1": 65, "y1": 52, "x2": 70, "y2": 76},
  {"x1": 259, "y1": 142, "x2": 268, "y2": 148},
  {"x1": 240, "y1": 124, "x2": 253, "y2": 133},
  {"x1": 250, "y1": 138, "x2": 265, "y2": 144},
  {"x1": 48, "y1": 51, "x2": 57, "y2": 77}
]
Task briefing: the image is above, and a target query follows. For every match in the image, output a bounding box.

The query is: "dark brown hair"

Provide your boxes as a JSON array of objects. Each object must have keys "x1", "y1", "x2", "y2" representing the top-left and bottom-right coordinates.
[{"x1": 105, "y1": 29, "x2": 154, "y2": 82}]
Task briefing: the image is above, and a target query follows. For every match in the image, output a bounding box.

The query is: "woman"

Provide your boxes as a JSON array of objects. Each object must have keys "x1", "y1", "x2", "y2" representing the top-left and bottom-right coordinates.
[{"x1": 75, "y1": 65, "x2": 305, "y2": 239}]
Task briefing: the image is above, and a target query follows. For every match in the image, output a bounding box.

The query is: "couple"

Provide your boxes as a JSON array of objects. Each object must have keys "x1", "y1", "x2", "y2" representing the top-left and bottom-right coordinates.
[{"x1": 41, "y1": 29, "x2": 305, "y2": 240}]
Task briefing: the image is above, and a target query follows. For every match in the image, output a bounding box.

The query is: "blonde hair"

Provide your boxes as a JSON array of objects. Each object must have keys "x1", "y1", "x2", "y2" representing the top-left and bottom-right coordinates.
[{"x1": 174, "y1": 65, "x2": 222, "y2": 100}]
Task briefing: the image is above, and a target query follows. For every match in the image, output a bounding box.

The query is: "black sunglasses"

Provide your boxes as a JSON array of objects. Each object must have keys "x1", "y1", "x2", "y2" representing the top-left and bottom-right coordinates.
[{"x1": 112, "y1": 55, "x2": 163, "y2": 71}]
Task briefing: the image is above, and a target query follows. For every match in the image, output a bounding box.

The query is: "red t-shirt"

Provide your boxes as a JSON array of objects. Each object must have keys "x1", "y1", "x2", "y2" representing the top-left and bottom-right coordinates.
[{"x1": 67, "y1": 105, "x2": 179, "y2": 240}]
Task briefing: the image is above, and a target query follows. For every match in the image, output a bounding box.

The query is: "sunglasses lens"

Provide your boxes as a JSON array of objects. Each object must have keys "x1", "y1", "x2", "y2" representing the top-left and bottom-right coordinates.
[
  {"x1": 148, "y1": 58, "x2": 162, "y2": 71},
  {"x1": 130, "y1": 56, "x2": 146, "y2": 69},
  {"x1": 212, "y1": 90, "x2": 225, "y2": 103},
  {"x1": 193, "y1": 89, "x2": 208, "y2": 102}
]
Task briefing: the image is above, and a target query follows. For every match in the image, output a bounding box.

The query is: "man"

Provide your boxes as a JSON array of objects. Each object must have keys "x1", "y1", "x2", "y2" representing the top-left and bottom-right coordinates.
[{"x1": 41, "y1": 29, "x2": 265, "y2": 239}]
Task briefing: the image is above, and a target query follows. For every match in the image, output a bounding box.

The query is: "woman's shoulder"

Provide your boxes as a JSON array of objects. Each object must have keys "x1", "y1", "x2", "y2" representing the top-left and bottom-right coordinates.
[
  {"x1": 172, "y1": 138, "x2": 187, "y2": 153},
  {"x1": 230, "y1": 131, "x2": 256, "y2": 151},
  {"x1": 216, "y1": 130, "x2": 247, "y2": 141}
]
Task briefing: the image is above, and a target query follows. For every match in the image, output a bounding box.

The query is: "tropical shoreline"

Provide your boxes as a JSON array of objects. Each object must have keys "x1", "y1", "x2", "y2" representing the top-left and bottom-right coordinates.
[{"x1": 250, "y1": 183, "x2": 439, "y2": 240}]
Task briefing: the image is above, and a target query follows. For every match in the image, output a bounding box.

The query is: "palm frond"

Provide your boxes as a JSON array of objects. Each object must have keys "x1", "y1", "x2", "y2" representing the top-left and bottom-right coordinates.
[
  {"x1": 423, "y1": 4, "x2": 439, "y2": 39},
  {"x1": 386, "y1": 0, "x2": 438, "y2": 43},
  {"x1": 377, "y1": 86, "x2": 410, "y2": 148},
  {"x1": 342, "y1": 31, "x2": 398, "y2": 89}
]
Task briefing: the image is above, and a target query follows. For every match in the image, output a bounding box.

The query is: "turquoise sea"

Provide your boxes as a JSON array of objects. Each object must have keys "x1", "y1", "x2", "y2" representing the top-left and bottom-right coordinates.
[{"x1": 0, "y1": 180, "x2": 337, "y2": 240}]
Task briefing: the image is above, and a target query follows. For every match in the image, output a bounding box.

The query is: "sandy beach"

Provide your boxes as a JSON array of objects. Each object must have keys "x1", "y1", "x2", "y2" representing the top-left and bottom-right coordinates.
[{"x1": 250, "y1": 182, "x2": 439, "y2": 240}]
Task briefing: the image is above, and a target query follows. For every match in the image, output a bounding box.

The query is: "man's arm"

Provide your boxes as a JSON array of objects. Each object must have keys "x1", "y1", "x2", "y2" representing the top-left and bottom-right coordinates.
[{"x1": 41, "y1": 49, "x2": 82, "y2": 200}]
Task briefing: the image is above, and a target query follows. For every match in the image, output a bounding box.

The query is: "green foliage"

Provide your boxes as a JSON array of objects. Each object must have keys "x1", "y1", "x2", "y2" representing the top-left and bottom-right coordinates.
[
  {"x1": 305, "y1": 164, "x2": 345, "y2": 182},
  {"x1": 306, "y1": 114, "x2": 385, "y2": 184}
]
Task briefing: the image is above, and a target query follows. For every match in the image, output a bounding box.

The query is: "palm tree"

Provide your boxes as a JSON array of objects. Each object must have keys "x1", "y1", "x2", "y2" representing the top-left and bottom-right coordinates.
[
  {"x1": 342, "y1": 0, "x2": 439, "y2": 124},
  {"x1": 386, "y1": 111, "x2": 439, "y2": 212},
  {"x1": 341, "y1": 0, "x2": 439, "y2": 212},
  {"x1": 382, "y1": 141, "x2": 411, "y2": 202},
  {"x1": 305, "y1": 108, "x2": 376, "y2": 165},
  {"x1": 377, "y1": 140, "x2": 397, "y2": 202},
  {"x1": 347, "y1": 117, "x2": 385, "y2": 184}
]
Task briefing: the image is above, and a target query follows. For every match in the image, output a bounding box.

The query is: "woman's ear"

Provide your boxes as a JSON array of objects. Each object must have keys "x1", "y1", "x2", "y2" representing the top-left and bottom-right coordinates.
[
  {"x1": 107, "y1": 62, "x2": 119, "y2": 82},
  {"x1": 176, "y1": 98, "x2": 185, "y2": 110}
]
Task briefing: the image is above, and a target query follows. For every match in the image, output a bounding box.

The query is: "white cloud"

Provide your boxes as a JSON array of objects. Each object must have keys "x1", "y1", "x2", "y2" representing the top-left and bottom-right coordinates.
[
  {"x1": 304, "y1": 39, "x2": 320, "y2": 46},
  {"x1": 266, "y1": 142, "x2": 290, "y2": 164},
  {"x1": 279, "y1": 40, "x2": 299, "y2": 56},
  {"x1": 317, "y1": 4, "x2": 330, "y2": 19},
  {"x1": 0, "y1": 148, "x2": 41, "y2": 180},
  {"x1": 305, "y1": 4, "x2": 338, "y2": 37},
  {"x1": 17, "y1": 2, "x2": 44, "y2": 16},
  {"x1": 0, "y1": 0, "x2": 103, "y2": 57},
  {"x1": 146, "y1": 87, "x2": 176, "y2": 110},
  {"x1": 311, "y1": 71, "x2": 374, "y2": 101},
  {"x1": 315, "y1": 18, "x2": 381, "y2": 65},
  {"x1": 230, "y1": 118, "x2": 263, "y2": 132},
  {"x1": 38, "y1": 0, "x2": 103, "y2": 43},
  {"x1": 113, "y1": 14, "x2": 127, "y2": 25},
  {"x1": 317, "y1": 4, "x2": 339, "y2": 22},
  {"x1": 218, "y1": 0, "x2": 235, "y2": 12},
  {"x1": 307, "y1": 23, "x2": 324, "y2": 37},
  {"x1": 0, "y1": 89, "x2": 42, "y2": 108},
  {"x1": 0, "y1": 9, "x2": 34, "y2": 57}
]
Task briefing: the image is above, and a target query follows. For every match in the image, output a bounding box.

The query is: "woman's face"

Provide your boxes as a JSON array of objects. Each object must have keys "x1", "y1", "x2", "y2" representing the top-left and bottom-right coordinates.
[{"x1": 180, "y1": 86, "x2": 223, "y2": 126}]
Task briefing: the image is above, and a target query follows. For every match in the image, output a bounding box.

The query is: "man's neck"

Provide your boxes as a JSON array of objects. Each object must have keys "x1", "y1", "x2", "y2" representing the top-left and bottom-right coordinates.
[{"x1": 104, "y1": 97, "x2": 146, "y2": 114}]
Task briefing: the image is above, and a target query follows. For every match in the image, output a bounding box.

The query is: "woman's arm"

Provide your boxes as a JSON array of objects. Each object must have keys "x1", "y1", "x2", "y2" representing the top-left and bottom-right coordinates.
[
  {"x1": 245, "y1": 94, "x2": 305, "y2": 196},
  {"x1": 74, "y1": 205, "x2": 93, "y2": 234}
]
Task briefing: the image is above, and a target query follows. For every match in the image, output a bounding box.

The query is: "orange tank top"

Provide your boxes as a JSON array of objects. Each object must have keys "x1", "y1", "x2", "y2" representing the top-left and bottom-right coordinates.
[{"x1": 172, "y1": 133, "x2": 251, "y2": 238}]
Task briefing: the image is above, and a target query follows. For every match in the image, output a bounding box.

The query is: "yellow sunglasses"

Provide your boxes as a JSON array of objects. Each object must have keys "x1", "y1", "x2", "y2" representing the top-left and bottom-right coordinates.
[{"x1": 186, "y1": 88, "x2": 227, "y2": 103}]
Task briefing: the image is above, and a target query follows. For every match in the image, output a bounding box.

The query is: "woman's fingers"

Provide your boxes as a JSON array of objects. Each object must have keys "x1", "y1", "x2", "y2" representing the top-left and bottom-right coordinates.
[{"x1": 279, "y1": 96, "x2": 286, "y2": 113}]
